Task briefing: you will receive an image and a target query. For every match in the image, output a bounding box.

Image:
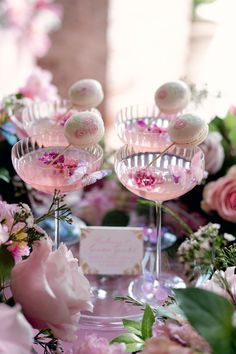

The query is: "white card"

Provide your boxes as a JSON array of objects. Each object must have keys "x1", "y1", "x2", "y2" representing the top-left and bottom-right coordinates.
[{"x1": 79, "y1": 226, "x2": 143, "y2": 275}]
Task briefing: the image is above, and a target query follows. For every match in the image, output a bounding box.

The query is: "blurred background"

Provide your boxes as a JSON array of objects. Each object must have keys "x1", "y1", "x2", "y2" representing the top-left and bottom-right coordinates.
[{"x1": 1, "y1": 0, "x2": 236, "y2": 148}]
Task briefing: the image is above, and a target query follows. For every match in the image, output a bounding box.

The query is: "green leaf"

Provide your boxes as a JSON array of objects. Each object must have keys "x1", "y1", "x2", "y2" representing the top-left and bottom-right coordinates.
[
  {"x1": 102, "y1": 210, "x2": 129, "y2": 226},
  {"x1": 224, "y1": 112, "x2": 236, "y2": 130},
  {"x1": 0, "y1": 168, "x2": 10, "y2": 183},
  {"x1": 126, "y1": 342, "x2": 144, "y2": 352},
  {"x1": 228, "y1": 130, "x2": 236, "y2": 150},
  {"x1": 154, "y1": 303, "x2": 185, "y2": 321},
  {"x1": 141, "y1": 304, "x2": 155, "y2": 340},
  {"x1": 111, "y1": 333, "x2": 144, "y2": 353},
  {"x1": 174, "y1": 288, "x2": 236, "y2": 354},
  {"x1": 208, "y1": 116, "x2": 225, "y2": 132},
  {"x1": 122, "y1": 319, "x2": 142, "y2": 336},
  {"x1": 0, "y1": 247, "x2": 15, "y2": 282},
  {"x1": 111, "y1": 333, "x2": 144, "y2": 344}
]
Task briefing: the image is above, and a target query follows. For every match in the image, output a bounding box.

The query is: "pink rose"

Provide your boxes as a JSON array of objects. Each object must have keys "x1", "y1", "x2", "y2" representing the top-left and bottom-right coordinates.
[
  {"x1": 200, "y1": 132, "x2": 225, "y2": 175},
  {"x1": 142, "y1": 337, "x2": 196, "y2": 354},
  {"x1": 75, "y1": 334, "x2": 126, "y2": 354},
  {"x1": 11, "y1": 237, "x2": 93, "y2": 341},
  {"x1": 152, "y1": 320, "x2": 211, "y2": 353},
  {"x1": 201, "y1": 168, "x2": 236, "y2": 222},
  {"x1": 0, "y1": 303, "x2": 33, "y2": 354}
]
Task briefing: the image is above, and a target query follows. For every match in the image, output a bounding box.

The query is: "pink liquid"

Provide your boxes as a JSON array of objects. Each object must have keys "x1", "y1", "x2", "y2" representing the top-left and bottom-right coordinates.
[
  {"x1": 117, "y1": 117, "x2": 170, "y2": 150},
  {"x1": 16, "y1": 148, "x2": 101, "y2": 194},
  {"x1": 118, "y1": 164, "x2": 198, "y2": 202}
]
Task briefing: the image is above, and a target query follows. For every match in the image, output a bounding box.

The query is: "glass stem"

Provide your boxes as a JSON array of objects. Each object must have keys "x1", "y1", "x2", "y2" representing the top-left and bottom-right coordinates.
[
  {"x1": 155, "y1": 201, "x2": 162, "y2": 280},
  {"x1": 54, "y1": 197, "x2": 60, "y2": 250}
]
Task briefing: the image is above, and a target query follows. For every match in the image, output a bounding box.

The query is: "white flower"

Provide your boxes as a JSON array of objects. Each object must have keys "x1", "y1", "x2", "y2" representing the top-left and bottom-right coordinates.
[
  {"x1": 224, "y1": 233, "x2": 236, "y2": 242},
  {"x1": 0, "y1": 224, "x2": 9, "y2": 244}
]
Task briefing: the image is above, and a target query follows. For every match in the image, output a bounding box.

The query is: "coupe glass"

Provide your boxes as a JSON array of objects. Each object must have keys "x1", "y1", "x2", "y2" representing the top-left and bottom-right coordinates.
[
  {"x1": 11, "y1": 133, "x2": 103, "y2": 248},
  {"x1": 9, "y1": 99, "x2": 100, "y2": 143},
  {"x1": 114, "y1": 144, "x2": 205, "y2": 304},
  {"x1": 115, "y1": 104, "x2": 178, "y2": 151}
]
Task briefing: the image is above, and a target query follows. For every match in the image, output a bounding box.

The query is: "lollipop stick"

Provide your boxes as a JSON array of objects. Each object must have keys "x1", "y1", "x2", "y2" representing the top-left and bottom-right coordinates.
[
  {"x1": 146, "y1": 142, "x2": 175, "y2": 168},
  {"x1": 47, "y1": 144, "x2": 71, "y2": 167}
]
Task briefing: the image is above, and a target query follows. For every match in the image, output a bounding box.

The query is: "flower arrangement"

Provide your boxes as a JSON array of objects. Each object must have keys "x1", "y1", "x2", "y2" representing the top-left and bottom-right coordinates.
[
  {"x1": 178, "y1": 222, "x2": 236, "y2": 280},
  {"x1": 0, "y1": 192, "x2": 93, "y2": 354},
  {"x1": 109, "y1": 265, "x2": 236, "y2": 354}
]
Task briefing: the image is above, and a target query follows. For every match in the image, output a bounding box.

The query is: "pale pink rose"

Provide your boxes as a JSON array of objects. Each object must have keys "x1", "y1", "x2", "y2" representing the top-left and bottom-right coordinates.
[
  {"x1": 201, "y1": 170, "x2": 236, "y2": 222},
  {"x1": 201, "y1": 267, "x2": 236, "y2": 303},
  {"x1": 142, "y1": 336, "x2": 195, "y2": 354},
  {"x1": 200, "y1": 132, "x2": 225, "y2": 175},
  {"x1": 75, "y1": 334, "x2": 126, "y2": 354},
  {"x1": 11, "y1": 238, "x2": 93, "y2": 341},
  {"x1": 0, "y1": 303, "x2": 34, "y2": 354},
  {"x1": 152, "y1": 320, "x2": 211, "y2": 353},
  {"x1": 19, "y1": 66, "x2": 59, "y2": 101}
]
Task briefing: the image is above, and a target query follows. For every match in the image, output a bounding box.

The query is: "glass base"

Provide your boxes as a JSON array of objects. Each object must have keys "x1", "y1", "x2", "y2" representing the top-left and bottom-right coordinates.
[
  {"x1": 128, "y1": 273, "x2": 186, "y2": 306},
  {"x1": 78, "y1": 275, "x2": 143, "y2": 339}
]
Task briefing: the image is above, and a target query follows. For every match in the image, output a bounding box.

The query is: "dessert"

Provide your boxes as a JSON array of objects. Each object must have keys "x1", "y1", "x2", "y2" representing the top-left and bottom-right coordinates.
[
  {"x1": 64, "y1": 111, "x2": 105, "y2": 148},
  {"x1": 168, "y1": 113, "x2": 209, "y2": 147},
  {"x1": 68, "y1": 79, "x2": 104, "y2": 108},
  {"x1": 155, "y1": 80, "x2": 191, "y2": 114}
]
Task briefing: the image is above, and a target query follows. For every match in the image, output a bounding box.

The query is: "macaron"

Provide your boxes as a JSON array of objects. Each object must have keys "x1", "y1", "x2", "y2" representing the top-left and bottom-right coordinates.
[
  {"x1": 68, "y1": 79, "x2": 104, "y2": 108},
  {"x1": 64, "y1": 111, "x2": 105, "y2": 148},
  {"x1": 168, "y1": 113, "x2": 208, "y2": 147},
  {"x1": 155, "y1": 80, "x2": 191, "y2": 114}
]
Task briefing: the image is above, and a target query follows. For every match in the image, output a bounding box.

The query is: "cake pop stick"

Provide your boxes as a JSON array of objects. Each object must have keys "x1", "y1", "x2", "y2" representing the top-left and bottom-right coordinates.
[
  {"x1": 146, "y1": 113, "x2": 209, "y2": 167},
  {"x1": 47, "y1": 111, "x2": 105, "y2": 166}
]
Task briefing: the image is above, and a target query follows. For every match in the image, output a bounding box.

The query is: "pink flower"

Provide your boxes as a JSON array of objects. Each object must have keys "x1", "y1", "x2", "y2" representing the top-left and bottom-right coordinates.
[
  {"x1": 75, "y1": 334, "x2": 126, "y2": 354},
  {"x1": 201, "y1": 167, "x2": 236, "y2": 222},
  {"x1": 152, "y1": 320, "x2": 211, "y2": 353},
  {"x1": 0, "y1": 303, "x2": 34, "y2": 354},
  {"x1": 78, "y1": 186, "x2": 116, "y2": 225},
  {"x1": 19, "y1": 66, "x2": 59, "y2": 101},
  {"x1": 200, "y1": 132, "x2": 224, "y2": 175},
  {"x1": 201, "y1": 267, "x2": 236, "y2": 303},
  {"x1": 11, "y1": 238, "x2": 93, "y2": 341},
  {"x1": 141, "y1": 336, "x2": 195, "y2": 354},
  {"x1": 7, "y1": 241, "x2": 30, "y2": 263}
]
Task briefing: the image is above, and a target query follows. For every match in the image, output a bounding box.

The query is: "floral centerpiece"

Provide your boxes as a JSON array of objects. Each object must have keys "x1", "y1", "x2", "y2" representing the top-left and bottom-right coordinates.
[{"x1": 0, "y1": 192, "x2": 94, "y2": 354}]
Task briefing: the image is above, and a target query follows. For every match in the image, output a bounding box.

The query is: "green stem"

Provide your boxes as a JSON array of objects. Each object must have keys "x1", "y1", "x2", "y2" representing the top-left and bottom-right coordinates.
[
  {"x1": 161, "y1": 204, "x2": 193, "y2": 236},
  {"x1": 138, "y1": 199, "x2": 193, "y2": 236}
]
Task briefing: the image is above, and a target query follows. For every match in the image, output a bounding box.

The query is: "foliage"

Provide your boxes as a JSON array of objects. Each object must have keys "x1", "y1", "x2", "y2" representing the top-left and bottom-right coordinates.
[
  {"x1": 178, "y1": 223, "x2": 235, "y2": 280},
  {"x1": 174, "y1": 288, "x2": 236, "y2": 354},
  {"x1": 111, "y1": 304, "x2": 155, "y2": 352},
  {"x1": 0, "y1": 191, "x2": 72, "y2": 354}
]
